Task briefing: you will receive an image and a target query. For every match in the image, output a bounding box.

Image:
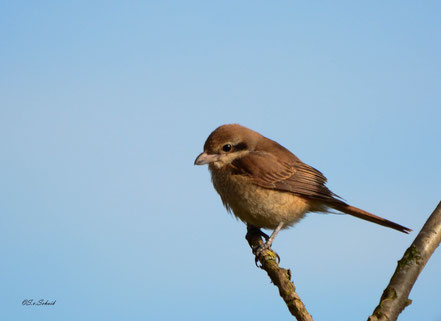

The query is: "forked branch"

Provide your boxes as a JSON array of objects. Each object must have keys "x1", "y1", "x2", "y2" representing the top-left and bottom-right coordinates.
[{"x1": 368, "y1": 201, "x2": 441, "y2": 321}]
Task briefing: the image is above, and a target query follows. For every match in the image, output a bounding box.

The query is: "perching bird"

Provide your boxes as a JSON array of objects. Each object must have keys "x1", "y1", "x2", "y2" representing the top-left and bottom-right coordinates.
[{"x1": 194, "y1": 124, "x2": 411, "y2": 253}]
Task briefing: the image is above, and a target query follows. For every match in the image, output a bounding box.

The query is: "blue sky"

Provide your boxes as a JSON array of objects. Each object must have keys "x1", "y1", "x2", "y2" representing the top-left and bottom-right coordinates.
[{"x1": 1, "y1": 1, "x2": 440, "y2": 320}]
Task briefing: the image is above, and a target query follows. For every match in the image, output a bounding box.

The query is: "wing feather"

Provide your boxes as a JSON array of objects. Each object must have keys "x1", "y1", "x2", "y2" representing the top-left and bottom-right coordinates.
[{"x1": 231, "y1": 151, "x2": 341, "y2": 203}]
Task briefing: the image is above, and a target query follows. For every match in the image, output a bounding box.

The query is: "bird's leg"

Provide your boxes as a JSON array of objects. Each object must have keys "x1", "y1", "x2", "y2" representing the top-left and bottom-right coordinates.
[{"x1": 265, "y1": 222, "x2": 284, "y2": 249}]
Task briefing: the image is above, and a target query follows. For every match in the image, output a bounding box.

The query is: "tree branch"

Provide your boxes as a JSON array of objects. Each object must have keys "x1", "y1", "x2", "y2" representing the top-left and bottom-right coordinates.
[
  {"x1": 245, "y1": 226, "x2": 314, "y2": 321},
  {"x1": 368, "y1": 201, "x2": 441, "y2": 321}
]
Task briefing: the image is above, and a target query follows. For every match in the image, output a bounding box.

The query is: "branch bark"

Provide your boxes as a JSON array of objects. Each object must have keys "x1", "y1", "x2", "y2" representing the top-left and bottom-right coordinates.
[
  {"x1": 368, "y1": 201, "x2": 441, "y2": 321},
  {"x1": 246, "y1": 226, "x2": 313, "y2": 321}
]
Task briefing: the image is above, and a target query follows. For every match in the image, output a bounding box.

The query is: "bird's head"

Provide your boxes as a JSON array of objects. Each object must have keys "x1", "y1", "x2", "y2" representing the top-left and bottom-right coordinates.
[{"x1": 194, "y1": 124, "x2": 261, "y2": 168}]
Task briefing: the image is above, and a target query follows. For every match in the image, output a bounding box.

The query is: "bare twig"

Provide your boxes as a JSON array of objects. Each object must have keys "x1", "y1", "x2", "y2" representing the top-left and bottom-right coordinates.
[
  {"x1": 368, "y1": 201, "x2": 441, "y2": 321},
  {"x1": 245, "y1": 226, "x2": 314, "y2": 321}
]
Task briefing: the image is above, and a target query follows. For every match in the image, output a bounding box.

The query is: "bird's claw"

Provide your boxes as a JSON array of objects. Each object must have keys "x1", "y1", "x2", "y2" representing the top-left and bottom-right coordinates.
[{"x1": 252, "y1": 242, "x2": 280, "y2": 268}]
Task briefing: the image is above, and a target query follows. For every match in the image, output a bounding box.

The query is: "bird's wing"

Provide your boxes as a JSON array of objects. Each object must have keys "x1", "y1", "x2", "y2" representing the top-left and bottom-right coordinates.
[
  {"x1": 230, "y1": 151, "x2": 341, "y2": 203},
  {"x1": 230, "y1": 151, "x2": 412, "y2": 234}
]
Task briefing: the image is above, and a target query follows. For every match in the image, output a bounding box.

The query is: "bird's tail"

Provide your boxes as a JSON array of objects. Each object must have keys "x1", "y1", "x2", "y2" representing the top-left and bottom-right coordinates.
[{"x1": 331, "y1": 203, "x2": 412, "y2": 234}]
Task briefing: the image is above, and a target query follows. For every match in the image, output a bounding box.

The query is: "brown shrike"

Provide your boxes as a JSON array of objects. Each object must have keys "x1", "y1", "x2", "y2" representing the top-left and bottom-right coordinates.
[{"x1": 194, "y1": 124, "x2": 411, "y2": 253}]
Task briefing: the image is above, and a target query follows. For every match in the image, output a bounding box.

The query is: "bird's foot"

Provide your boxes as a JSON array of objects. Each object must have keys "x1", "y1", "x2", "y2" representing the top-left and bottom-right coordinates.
[
  {"x1": 252, "y1": 241, "x2": 280, "y2": 267},
  {"x1": 246, "y1": 225, "x2": 281, "y2": 268}
]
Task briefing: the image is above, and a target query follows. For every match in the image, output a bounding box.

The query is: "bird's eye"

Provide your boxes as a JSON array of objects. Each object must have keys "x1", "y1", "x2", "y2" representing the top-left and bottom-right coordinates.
[{"x1": 222, "y1": 144, "x2": 232, "y2": 152}]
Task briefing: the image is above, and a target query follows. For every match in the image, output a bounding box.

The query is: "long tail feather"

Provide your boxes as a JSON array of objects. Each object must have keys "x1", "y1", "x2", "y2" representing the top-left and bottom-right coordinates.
[{"x1": 331, "y1": 203, "x2": 412, "y2": 234}]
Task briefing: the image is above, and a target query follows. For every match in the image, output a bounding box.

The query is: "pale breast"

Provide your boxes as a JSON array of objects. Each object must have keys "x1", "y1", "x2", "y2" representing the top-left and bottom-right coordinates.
[{"x1": 210, "y1": 167, "x2": 311, "y2": 229}]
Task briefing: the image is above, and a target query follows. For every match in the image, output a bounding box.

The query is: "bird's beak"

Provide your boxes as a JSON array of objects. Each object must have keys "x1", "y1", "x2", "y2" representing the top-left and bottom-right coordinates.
[{"x1": 194, "y1": 152, "x2": 219, "y2": 165}]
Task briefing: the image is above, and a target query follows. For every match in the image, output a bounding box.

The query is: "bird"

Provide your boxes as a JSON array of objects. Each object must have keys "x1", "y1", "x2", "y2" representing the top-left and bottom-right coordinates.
[{"x1": 194, "y1": 124, "x2": 411, "y2": 254}]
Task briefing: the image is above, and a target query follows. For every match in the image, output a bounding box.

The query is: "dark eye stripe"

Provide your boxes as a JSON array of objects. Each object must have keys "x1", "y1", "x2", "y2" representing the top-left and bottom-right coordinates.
[{"x1": 234, "y1": 142, "x2": 247, "y2": 151}]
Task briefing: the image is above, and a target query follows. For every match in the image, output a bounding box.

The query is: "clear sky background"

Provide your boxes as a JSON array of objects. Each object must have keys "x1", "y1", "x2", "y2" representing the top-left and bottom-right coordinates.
[{"x1": 1, "y1": 1, "x2": 440, "y2": 321}]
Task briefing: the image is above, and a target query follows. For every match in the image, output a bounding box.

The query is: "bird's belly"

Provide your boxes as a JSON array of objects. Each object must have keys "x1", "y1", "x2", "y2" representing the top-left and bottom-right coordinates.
[{"x1": 211, "y1": 172, "x2": 310, "y2": 229}]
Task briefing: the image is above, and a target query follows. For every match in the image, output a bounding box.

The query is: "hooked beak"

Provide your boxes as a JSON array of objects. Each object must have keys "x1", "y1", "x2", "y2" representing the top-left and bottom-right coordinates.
[{"x1": 194, "y1": 152, "x2": 219, "y2": 165}]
